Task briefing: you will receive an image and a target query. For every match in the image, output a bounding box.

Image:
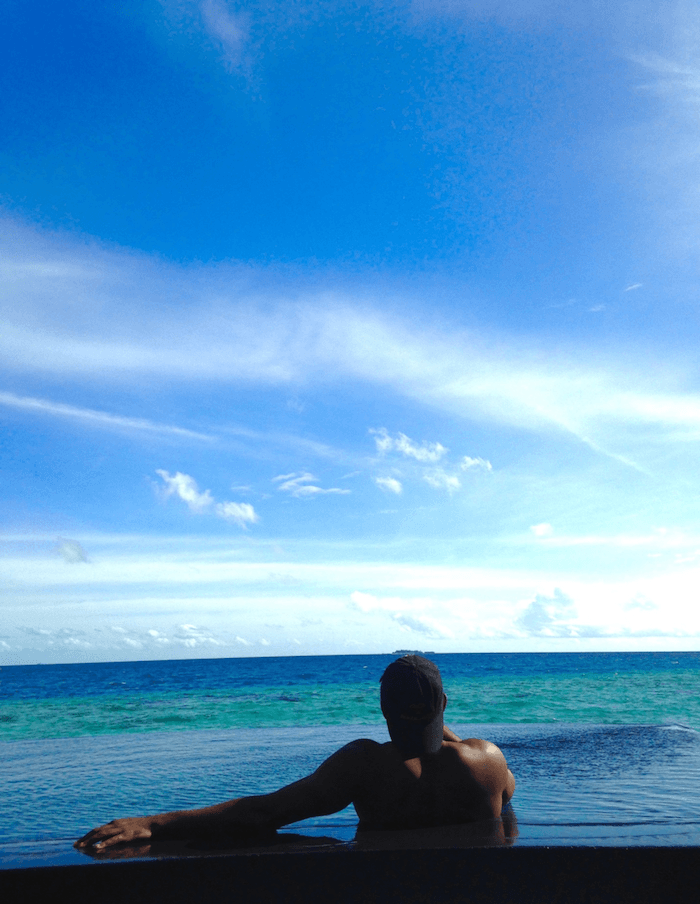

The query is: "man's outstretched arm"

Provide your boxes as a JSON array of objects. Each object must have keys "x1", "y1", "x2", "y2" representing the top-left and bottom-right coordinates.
[{"x1": 74, "y1": 740, "x2": 374, "y2": 851}]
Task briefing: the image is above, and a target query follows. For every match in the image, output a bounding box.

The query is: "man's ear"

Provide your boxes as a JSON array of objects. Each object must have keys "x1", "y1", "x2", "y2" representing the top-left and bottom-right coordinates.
[{"x1": 442, "y1": 693, "x2": 448, "y2": 712}]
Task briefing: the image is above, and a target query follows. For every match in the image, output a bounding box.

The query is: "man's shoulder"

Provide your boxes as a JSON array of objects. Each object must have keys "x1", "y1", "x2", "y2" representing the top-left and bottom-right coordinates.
[
  {"x1": 320, "y1": 738, "x2": 386, "y2": 774},
  {"x1": 339, "y1": 738, "x2": 385, "y2": 759},
  {"x1": 347, "y1": 738, "x2": 384, "y2": 750},
  {"x1": 448, "y1": 737, "x2": 507, "y2": 767},
  {"x1": 454, "y1": 737, "x2": 504, "y2": 756},
  {"x1": 445, "y1": 738, "x2": 511, "y2": 794}
]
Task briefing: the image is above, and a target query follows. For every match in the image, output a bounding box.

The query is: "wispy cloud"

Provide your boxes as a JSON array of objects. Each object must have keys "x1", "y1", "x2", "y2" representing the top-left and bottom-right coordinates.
[
  {"x1": 55, "y1": 538, "x2": 89, "y2": 563},
  {"x1": 273, "y1": 472, "x2": 351, "y2": 498},
  {"x1": 220, "y1": 424, "x2": 347, "y2": 462},
  {"x1": 5, "y1": 216, "x2": 700, "y2": 469},
  {"x1": 631, "y1": 52, "x2": 700, "y2": 104},
  {"x1": 0, "y1": 391, "x2": 214, "y2": 441},
  {"x1": 199, "y1": 0, "x2": 250, "y2": 69}
]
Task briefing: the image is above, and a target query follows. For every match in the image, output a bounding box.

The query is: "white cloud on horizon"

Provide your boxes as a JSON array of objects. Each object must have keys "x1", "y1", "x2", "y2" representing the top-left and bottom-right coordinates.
[
  {"x1": 515, "y1": 588, "x2": 577, "y2": 636},
  {"x1": 4, "y1": 541, "x2": 700, "y2": 663},
  {"x1": 348, "y1": 590, "x2": 454, "y2": 639},
  {"x1": 391, "y1": 612, "x2": 453, "y2": 639}
]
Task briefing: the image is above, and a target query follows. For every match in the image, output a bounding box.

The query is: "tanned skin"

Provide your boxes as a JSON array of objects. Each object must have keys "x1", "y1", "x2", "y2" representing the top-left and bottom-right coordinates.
[{"x1": 75, "y1": 696, "x2": 515, "y2": 851}]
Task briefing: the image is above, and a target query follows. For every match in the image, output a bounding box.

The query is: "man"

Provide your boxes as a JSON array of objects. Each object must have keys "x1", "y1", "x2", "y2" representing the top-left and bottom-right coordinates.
[{"x1": 75, "y1": 655, "x2": 515, "y2": 851}]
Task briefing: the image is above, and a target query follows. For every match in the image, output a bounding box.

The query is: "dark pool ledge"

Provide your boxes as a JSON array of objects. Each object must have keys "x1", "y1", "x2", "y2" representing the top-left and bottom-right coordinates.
[{"x1": 1, "y1": 838, "x2": 699, "y2": 904}]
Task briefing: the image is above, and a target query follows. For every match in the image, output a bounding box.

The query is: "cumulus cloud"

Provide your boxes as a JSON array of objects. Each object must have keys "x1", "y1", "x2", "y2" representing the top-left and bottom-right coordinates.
[
  {"x1": 348, "y1": 591, "x2": 452, "y2": 638},
  {"x1": 371, "y1": 428, "x2": 447, "y2": 462},
  {"x1": 215, "y1": 501, "x2": 259, "y2": 527},
  {"x1": 390, "y1": 612, "x2": 452, "y2": 639},
  {"x1": 460, "y1": 456, "x2": 492, "y2": 472},
  {"x1": 157, "y1": 470, "x2": 214, "y2": 513},
  {"x1": 515, "y1": 588, "x2": 578, "y2": 636},
  {"x1": 349, "y1": 590, "x2": 379, "y2": 613},
  {"x1": 530, "y1": 522, "x2": 554, "y2": 538},
  {"x1": 374, "y1": 476, "x2": 403, "y2": 494},
  {"x1": 156, "y1": 469, "x2": 258, "y2": 527},
  {"x1": 20, "y1": 626, "x2": 92, "y2": 647},
  {"x1": 273, "y1": 472, "x2": 350, "y2": 498},
  {"x1": 626, "y1": 594, "x2": 657, "y2": 611},
  {"x1": 173, "y1": 623, "x2": 226, "y2": 648},
  {"x1": 423, "y1": 469, "x2": 461, "y2": 494},
  {"x1": 55, "y1": 538, "x2": 89, "y2": 563}
]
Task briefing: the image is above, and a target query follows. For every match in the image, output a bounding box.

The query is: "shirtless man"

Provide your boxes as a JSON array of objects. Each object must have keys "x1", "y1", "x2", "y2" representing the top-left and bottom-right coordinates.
[{"x1": 75, "y1": 655, "x2": 515, "y2": 850}]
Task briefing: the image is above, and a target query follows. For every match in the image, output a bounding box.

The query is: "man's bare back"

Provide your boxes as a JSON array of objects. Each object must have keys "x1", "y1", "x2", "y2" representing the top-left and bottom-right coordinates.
[
  {"x1": 75, "y1": 657, "x2": 515, "y2": 851},
  {"x1": 352, "y1": 732, "x2": 515, "y2": 829}
]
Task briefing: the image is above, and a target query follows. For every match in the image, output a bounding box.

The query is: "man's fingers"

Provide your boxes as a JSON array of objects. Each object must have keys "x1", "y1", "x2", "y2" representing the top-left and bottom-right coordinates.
[
  {"x1": 93, "y1": 832, "x2": 127, "y2": 849},
  {"x1": 75, "y1": 817, "x2": 152, "y2": 850},
  {"x1": 75, "y1": 829, "x2": 104, "y2": 848},
  {"x1": 74, "y1": 821, "x2": 127, "y2": 848}
]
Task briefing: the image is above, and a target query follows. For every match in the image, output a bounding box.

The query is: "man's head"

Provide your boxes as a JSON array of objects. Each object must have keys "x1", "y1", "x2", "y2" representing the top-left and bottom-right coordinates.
[{"x1": 380, "y1": 655, "x2": 446, "y2": 757}]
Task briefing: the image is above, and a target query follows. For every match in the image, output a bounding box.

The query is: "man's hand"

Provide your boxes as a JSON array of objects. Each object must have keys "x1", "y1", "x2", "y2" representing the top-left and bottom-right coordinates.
[{"x1": 74, "y1": 816, "x2": 154, "y2": 850}]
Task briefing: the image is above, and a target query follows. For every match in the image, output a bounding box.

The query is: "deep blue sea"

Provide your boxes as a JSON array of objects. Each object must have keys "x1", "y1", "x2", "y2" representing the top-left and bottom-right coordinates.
[{"x1": 2, "y1": 652, "x2": 699, "y2": 866}]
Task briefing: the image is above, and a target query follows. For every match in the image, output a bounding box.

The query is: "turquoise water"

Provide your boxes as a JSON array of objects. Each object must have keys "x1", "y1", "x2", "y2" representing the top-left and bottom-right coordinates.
[
  {"x1": 2, "y1": 653, "x2": 699, "y2": 740},
  {"x1": 2, "y1": 670, "x2": 700, "y2": 741}
]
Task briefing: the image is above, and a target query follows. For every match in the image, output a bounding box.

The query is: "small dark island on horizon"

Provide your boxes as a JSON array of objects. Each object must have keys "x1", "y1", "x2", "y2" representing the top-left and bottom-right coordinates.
[{"x1": 391, "y1": 650, "x2": 436, "y2": 657}]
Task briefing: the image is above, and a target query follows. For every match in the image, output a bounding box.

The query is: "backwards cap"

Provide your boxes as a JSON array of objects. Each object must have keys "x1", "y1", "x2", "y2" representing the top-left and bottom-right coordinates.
[{"x1": 380, "y1": 655, "x2": 444, "y2": 756}]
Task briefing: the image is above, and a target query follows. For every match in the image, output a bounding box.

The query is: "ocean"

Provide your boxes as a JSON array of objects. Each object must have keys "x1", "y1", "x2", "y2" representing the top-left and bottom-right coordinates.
[{"x1": 2, "y1": 651, "x2": 700, "y2": 867}]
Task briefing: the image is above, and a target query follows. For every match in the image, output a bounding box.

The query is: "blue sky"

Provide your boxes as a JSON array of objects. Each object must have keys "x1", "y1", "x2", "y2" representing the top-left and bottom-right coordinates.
[{"x1": 3, "y1": 0, "x2": 700, "y2": 664}]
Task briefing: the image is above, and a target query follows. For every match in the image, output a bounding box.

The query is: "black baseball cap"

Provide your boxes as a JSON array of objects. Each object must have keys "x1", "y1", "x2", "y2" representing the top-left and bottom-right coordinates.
[{"x1": 380, "y1": 655, "x2": 445, "y2": 756}]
